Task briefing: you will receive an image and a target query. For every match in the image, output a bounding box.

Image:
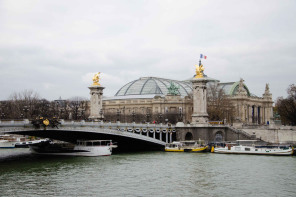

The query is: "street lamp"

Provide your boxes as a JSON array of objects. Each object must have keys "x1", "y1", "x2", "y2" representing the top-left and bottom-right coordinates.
[
  {"x1": 158, "y1": 113, "x2": 162, "y2": 124},
  {"x1": 55, "y1": 101, "x2": 60, "y2": 117},
  {"x1": 81, "y1": 109, "x2": 85, "y2": 120},
  {"x1": 178, "y1": 108, "x2": 183, "y2": 122},
  {"x1": 146, "y1": 112, "x2": 150, "y2": 123},
  {"x1": 23, "y1": 106, "x2": 29, "y2": 119},
  {"x1": 60, "y1": 108, "x2": 64, "y2": 119},
  {"x1": 117, "y1": 109, "x2": 121, "y2": 122},
  {"x1": 1, "y1": 112, "x2": 5, "y2": 120},
  {"x1": 99, "y1": 109, "x2": 103, "y2": 120},
  {"x1": 132, "y1": 111, "x2": 135, "y2": 123}
]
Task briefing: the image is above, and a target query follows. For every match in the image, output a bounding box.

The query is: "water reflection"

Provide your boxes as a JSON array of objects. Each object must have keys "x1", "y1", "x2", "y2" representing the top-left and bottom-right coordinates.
[{"x1": 1, "y1": 149, "x2": 296, "y2": 196}]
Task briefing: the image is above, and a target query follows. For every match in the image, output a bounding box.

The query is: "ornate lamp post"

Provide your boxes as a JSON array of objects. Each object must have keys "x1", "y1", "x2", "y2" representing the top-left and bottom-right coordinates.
[
  {"x1": 55, "y1": 101, "x2": 60, "y2": 117},
  {"x1": 117, "y1": 109, "x2": 121, "y2": 122},
  {"x1": 123, "y1": 107, "x2": 126, "y2": 123},
  {"x1": 99, "y1": 109, "x2": 103, "y2": 121},
  {"x1": 132, "y1": 111, "x2": 135, "y2": 123},
  {"x1": 60, "y1": 108, "x2": 64, "y2": 119},
  {"x1": 158, "y1": 113, "x2": 162, "y2": 124},
  {"x1": 146, "y1": 112, "x2": 150, "y2": 123},
  {"x1": 165, "y1": 107, "x2": 168, "y2": 124},
  {"x1": 23, "y1": 106, "x2": 29, "y2": 119},
  {"x1": 81, "y1": 109, "x2": 85, "y2": 120},
  {"x1": 178, "y1": 108, "x2": 183, "y2": 122},
  {"x1": 0, "y1": 107, "x2": 3, "y2": 120},
  {"x1": 1, "y1": 112, "x2": 5, "y2": 120}
]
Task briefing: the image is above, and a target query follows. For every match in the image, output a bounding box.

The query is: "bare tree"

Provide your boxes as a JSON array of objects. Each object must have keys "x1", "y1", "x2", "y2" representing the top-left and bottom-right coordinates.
[
  {"x1": 68, "y1": 97, "x2": 89, "y2": 120},
  {"x1": 276, "y1": 84, "x2": 296, "y2": 125},
  {"x1": 6, "y1": 90, "x2": 41, "y2": 119},
  {"x1": 207, "y1": 83, "x2": 235, "y2": 123}
]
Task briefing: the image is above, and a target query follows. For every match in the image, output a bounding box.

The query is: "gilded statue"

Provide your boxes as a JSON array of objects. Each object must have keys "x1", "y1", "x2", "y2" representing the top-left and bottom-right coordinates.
[
  {"x1": 92, "y1": 72, "x2": 101, "y2": 86},
  {"x1": 195, "y1": 64, "x2": 204, "y2": 78}
]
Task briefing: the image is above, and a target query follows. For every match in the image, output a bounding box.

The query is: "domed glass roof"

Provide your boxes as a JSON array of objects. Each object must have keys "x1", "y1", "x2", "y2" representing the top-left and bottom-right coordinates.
[
  {"x1": 219, "y1": 82, "x2": 251, "y2": 96},
  {"x1": 115, "y1": 77, "x2": 192, "y2": 97}
]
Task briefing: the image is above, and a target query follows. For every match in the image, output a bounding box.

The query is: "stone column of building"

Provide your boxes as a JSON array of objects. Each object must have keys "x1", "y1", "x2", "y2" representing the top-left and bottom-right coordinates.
[
  {"x1": 191, "y1": 77, "x2": 209, "y2": 125},
  {"x1": 243, "y1": 104, "x2": 248, "y2": 123},
  {"x1": 88, "y1": 73, "x2": 104, "y2": 121},
  {"x1": 254, "y1": 105, "x2": 258, "y2": 124},
  {"x1": 262, "y1": 107, "x2": 266, "y2": 124},
  {"x1": 246, "y1": 105, "x2": 249, "y2": 122},
  {"x1": 258, "y1": 106, "x2": 262, "y2": 124},
  {"x1": 248, "y1": 105, "x2": 252, "y2": 123},
  {"x1": 262, "y1": 83, "x2": 273, "y2": 124}
]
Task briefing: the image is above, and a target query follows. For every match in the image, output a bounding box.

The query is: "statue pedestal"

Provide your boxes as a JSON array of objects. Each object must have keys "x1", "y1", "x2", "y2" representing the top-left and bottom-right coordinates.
[
  {"x1": 88, "y1": 85, "x2": 105, "y2": 121},
  {"x1": 191, "y1": 78, "x2": 209, "y2": 126}
]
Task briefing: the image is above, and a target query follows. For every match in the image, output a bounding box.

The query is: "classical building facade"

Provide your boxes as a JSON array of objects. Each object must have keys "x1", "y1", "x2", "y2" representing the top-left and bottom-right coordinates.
[{"x1": 100, "y1": 76, "x2": 273, "y2": 125}]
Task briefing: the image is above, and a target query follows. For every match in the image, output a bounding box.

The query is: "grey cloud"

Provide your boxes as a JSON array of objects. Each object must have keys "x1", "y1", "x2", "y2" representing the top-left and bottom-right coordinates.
[{"x1": 0, "y1": 0, "x2": 295, "y2": 101}]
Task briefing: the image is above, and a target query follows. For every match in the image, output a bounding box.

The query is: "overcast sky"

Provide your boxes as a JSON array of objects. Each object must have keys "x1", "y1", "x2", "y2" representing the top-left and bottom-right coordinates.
[{"x1": 0, "y1": 0, "x2": 295, "y2": 102}]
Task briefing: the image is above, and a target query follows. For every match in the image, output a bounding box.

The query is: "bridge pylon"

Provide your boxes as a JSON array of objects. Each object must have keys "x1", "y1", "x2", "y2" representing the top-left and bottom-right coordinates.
[{"x1": 89, "y1": 73, "x2": 105, "y2": 121}]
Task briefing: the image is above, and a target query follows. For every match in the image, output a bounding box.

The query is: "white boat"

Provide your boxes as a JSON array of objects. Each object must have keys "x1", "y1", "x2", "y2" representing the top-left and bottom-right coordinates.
[
  {"x1": 212, "y1": 140, "x2": 294, "y2": 156},
  {"x1": 29, "y1": 140, "x2": 117, "y2": 156},
  {"x1": 0, "y1": 140, "x2": 16, "y2": 148},
  {"x1": 15, "y1": 139, "x2": 50, "y2": 148},
  {"x1": 0, "y1": 135, "x2": 17, "y2": 148}
]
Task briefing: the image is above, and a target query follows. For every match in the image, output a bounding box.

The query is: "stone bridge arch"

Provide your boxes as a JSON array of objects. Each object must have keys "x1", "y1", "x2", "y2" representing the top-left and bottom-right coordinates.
[
  {"x1": 185, "y1": 132, "x2": 193, "y2": 140},
  {"x1": 0, "y1": 121, "x2": 175, "y2": 152},
  {"x1": 213, "y1": 130, "x2": 225, "y2": 142}
]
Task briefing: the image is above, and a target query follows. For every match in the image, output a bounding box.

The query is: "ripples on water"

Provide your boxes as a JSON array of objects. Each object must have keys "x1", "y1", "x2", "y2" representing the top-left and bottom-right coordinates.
[{"x1": 1, "y1": 149, "x2": 296, "y2": 197}]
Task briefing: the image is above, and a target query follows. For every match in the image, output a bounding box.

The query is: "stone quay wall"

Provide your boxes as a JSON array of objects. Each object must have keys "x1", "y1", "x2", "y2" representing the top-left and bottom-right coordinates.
[{"x1": 242, "y1": 126, "x2": 296, "y2": 144}]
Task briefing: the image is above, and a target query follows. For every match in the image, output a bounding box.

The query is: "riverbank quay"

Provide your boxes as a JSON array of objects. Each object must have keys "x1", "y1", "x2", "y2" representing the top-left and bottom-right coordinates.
[{"x1": 237, "y1": 125, "x2": 296, "y2": 145}]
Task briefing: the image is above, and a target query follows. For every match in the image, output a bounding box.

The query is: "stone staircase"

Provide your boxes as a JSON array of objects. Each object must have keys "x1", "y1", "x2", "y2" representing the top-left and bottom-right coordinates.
[{"x1": 227, "y1": 126, "x2": 261, "y2": 141}]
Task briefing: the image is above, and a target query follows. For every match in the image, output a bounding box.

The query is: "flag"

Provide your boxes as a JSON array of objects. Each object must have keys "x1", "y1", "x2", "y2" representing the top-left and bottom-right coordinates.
[{"x1": 200, "y1": 54, "x2": 207, "y2": 59}]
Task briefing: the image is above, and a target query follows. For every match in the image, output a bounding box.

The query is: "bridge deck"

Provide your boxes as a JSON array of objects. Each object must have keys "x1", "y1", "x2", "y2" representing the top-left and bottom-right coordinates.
[{"x1": 0, "y1": 121, "x2": 175, "y2": 152}]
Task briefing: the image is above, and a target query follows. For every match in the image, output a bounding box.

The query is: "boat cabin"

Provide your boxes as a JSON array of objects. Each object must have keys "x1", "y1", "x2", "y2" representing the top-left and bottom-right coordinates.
[{"x1": 76, "y1": 140, "x2": 113, "y2": 147}]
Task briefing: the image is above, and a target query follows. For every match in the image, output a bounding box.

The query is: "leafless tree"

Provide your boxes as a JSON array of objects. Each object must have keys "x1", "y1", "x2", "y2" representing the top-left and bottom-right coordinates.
[
  {"x1": 68, "y1": 97, "x2": 89, "y2": 120},
  {"x1": 6, "y1": 90, "x2": 41, "y2": 119},
  {"x1": 207, "y1": 83, "x2": 235, "y2": 123},
  {"x1": 275, "y1": 84, "x2": 296, "y2": 125}
]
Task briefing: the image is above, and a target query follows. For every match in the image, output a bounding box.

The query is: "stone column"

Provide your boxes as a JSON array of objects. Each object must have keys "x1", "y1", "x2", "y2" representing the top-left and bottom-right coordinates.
[
  {"x1": 246, "y1": 105, "x2": 249, "y2": 123},
  {"x1": 254, "y1": 106, "x2": 258, "y2": 124},
  {"x1": 250, "y1": 105, "x2": 253, "y2": 124},
  {"x1": 166, "y1": 132, "x2": 168, "y2": 143},
  {"x1": 191, "y1": 78, "x2": 209, "y2": 126},
  {"x1": 88, "y1": 86, "x2": 105, "y2": 121}
]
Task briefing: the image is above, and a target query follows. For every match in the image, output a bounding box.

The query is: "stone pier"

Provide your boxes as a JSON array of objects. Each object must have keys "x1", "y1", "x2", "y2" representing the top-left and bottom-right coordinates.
[
  {"x1": 88, "y1": 73, "x2": 104, "y2": 121},
  {"x1": 191, "y1": 77, "x2": 210, "y2": 126}
]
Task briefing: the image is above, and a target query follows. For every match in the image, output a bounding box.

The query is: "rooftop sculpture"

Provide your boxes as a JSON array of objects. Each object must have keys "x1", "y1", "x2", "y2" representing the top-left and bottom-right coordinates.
[
  {"x1": 92, "y1": 72, "x2": 101, "y2": 86},
  {"x1": 195, "y1": 63, "x2": 204, "y2": 78},
  {"x1": 167, "y1": 81, "x2": 180, "y2": 96}
]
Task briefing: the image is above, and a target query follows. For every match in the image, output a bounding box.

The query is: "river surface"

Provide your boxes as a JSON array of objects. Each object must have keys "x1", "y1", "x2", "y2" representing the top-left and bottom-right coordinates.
[{"x1": 0, "y1": 149, "x2": 296, "y2": 197}]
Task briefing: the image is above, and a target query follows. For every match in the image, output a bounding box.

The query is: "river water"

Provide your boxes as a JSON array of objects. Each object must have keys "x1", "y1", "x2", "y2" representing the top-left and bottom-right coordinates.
[{"x1": 1, "y1": 149, "x2": 296, "y2": 197}]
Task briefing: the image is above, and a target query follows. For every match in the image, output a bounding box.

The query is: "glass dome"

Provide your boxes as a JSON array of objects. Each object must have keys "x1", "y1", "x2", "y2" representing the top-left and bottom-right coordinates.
[
  {"x1": 219, "y1": 82, "x2": 251, "y2": 96},
  {"x1": 115, "y1": 77, "x2": 192, "y2": 97}
]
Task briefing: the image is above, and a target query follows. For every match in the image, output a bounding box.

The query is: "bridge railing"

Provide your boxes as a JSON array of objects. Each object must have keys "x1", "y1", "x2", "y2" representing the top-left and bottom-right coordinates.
[
  {"x1": 0, "y1": 120, "x2": 31, "y2": 127},
  {"x1": 60, "y1": 120, "x2": 174, "y2": 128},
  {"x1": 0, "y1": 120, "x2": 175, "y2": 129}
]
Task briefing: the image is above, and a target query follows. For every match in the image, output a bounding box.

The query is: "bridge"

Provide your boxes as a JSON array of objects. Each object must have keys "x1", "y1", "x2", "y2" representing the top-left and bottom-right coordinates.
[{"x1": 0, "y1": 120, "x2": 176, "y2": 152}]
